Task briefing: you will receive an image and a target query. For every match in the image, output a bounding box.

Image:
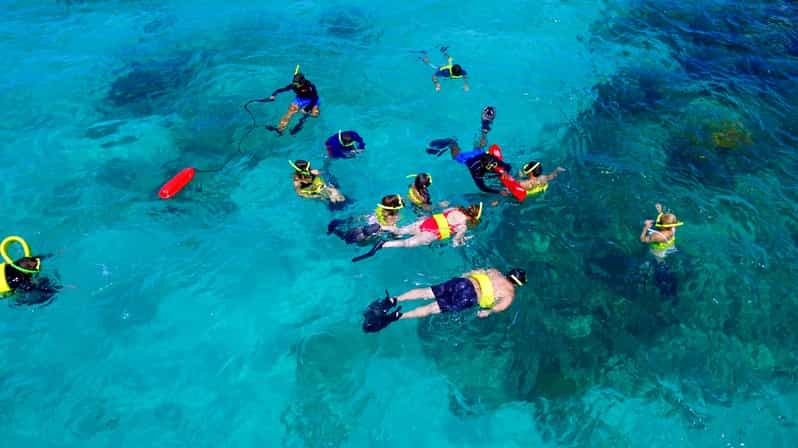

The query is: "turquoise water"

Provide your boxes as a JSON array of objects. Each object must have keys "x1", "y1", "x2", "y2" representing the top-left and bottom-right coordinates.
[{"x1": 2, "y1": 0, "x2": 797, "y2": 446}]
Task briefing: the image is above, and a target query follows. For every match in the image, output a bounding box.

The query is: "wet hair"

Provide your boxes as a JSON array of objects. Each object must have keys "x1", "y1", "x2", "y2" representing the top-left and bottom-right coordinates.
[
  {"x1": 292, "y1": 160, "x2": 314, "y2": 181},
  {"x1": 458, "y1": 203, "x2": 482, "y2": 224},
  {"x1": 381, "y1": 194, "x2": 403, "y2": 214},
  {"x1": 506, "y1": 268, "x2": 527, "y2": 286},
  {"x1": 657, "y1": 213, "x2": 678, "y2": 227},
  {"x1": 451, "y1": 64, "x2": 463, "y2": 76},
  {"x1": 523, "y1": 161, "x2": 542, "y2": 177},
  {"x1": 414, "y1": 173, "x2": 432, "y2": 190}
]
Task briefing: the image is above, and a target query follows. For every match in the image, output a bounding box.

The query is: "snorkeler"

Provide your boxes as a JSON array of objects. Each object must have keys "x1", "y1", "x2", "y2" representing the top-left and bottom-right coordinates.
[
  {"x1": 352, "y1": 203, "x2": 483, "y2": 262},
  {"x1": 1, "y1": 236, "x2": 61, "y2": 305},
  {"x1": 328, "y1": 194, "x2": 404, "y2": 245},
  {"x1": 406, "y1": 173, "x2": 448, "y2": 211},
  {"x1": 518, "y1": 161, "x2": 565, "y2": 196},
  {"x1": 290, "y1": 160, "x2": 346, "y2": 207},
  {"x1": 362, "y1": 268, "x2": 527, "y2": 332},
  {"x1": 640, "y1": 203, "x2": 683, "y2": 258},
  {"x1": 266, "y1": 65, "x2": 320, "y2": 135},
  {"x1": 326, "y1": 130, "x2": 365, "y2": 159},
  {"x1": 421, "y1": 48, "x2": 469, "y2": 92},
  {"x1": 480, "y1": 106, "x2": 496, "y2": 134}
]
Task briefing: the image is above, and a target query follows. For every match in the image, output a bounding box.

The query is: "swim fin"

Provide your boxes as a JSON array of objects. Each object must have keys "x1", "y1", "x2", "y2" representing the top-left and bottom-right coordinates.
[
  {"x1": 352, "y1": 240, "x2": 385, "y2": 262},
  {"x1": 362, "y1": 308, "x2": 403, "y2": 333},
  {"x1": 290, "y1": 115, "x2": 310, "y2": 135},
  {"x1": 328, "y1": 219, "x2": 345, "y2": 235},
  {"x1": 265, "y1": 125, "x2": 283, "y2": 136}
]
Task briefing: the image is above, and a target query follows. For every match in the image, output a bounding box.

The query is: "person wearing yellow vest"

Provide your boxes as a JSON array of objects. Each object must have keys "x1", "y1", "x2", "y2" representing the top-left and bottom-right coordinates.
[
  {"x1": 518, "y1": 161, "x2": 565, "y2": 196},
  {"x1": 351, "y1": 203, "x2": 482, "y2": 262},
  {"x1": 328, "y1": 195, "x2": 405, "y2": 245},
  {"x1": 406, "y1": 173, "x2": 449, "y2": 212},
  {"x1": 640, "y1": 203, "x2": 683, "y2": 258},
  {"x1": 421, "y1": 48, "x2": 469, "y2": 92},
  {"x1": 290, "y1": 160, "x2": 346, "y2": 208},
  {"x1": 362, "y1": 268, "x2": 527, "y2": 332},
  {"x1": 1, "y1": 236, "x2": 60, "y2": 304}
]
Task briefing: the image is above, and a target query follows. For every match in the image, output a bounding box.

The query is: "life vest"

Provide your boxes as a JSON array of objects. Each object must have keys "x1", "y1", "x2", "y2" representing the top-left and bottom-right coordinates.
[
  {"x1": 299, "y1": 176, "x2": 326, "y2": 195},
  {"x1": 0, "y1": 264, "x2": 11, "y2": 295},
  {"x1": 438, "y1": 57, "x2": 463, "y2": 79},
  {"x1": 431, "y1": 213, "x2": 452, "y2": 240},
  {"x1": 648, "y1": 229, "x2": 676, "y2": 252},
  {"x1": 407, "y1": 186, "x2": 428, "y2": 206},
  {"x1": 467, "y1": 273, "x2": 495, "y2": 309},
  {"x1": 525, "y1": 182, "x2": 549, "y2": 196}
]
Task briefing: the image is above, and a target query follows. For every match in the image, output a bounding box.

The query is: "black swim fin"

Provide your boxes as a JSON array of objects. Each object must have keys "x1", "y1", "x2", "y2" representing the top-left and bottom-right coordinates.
[
  {"x1": 290, "y1": 115, "x2": 309, "y2": 135},
  {"x1": 352, "y1": 240, "x2": 385, "y2": 262},
  {"x1": 265, "y1": 125, "x2": 283, "y2": 136},
  {"x1": 363, "y1": 308, "x2": 403, "y2": 333},
  {"x1": 328, "y1": 219, "x2": 345, "y2": 235},
  {"x1": 366, "y1": 290, "x2": 397, "y2": 314}
]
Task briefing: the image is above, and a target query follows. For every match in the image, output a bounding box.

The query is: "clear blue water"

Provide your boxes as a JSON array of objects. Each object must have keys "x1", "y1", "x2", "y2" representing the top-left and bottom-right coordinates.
[{"x1": 2, "y1": 0, "x2": 797, "y2": 446}]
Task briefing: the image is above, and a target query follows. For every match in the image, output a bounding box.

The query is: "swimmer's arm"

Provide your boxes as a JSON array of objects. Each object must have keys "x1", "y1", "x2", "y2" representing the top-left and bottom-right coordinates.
[
  {"x1": 270, "y1": 84, "x2": 293, "y2": 98},
  {"x1": 351, "y1": 132, "x2": 365, "y2": 149},
  {"x1": 293, "y1": 180, "x2": 312, "y2": 198},
  {"x1": 432, "y1": 72, "x2": 441, "y2": 91},
  {"x1": 538, "y1": 167, "x2": 566, "y2": 182},
  {"x1": 462, "y1": 74, "x2": 469, "y2": 91},
  {"x1": 477, "y1": 296, "x2": 511, "y2": 318},
  {"x1": 452, "y1": 227, "x2": 467, "y2": 247},
  {"x1": 639, "y1": 220, "x2": 662, "y2": 242}
]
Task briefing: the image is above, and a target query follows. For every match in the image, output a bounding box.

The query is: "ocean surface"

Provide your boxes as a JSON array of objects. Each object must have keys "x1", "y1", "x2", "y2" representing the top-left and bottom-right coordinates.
[{"x1": 1, "y1": 0, "x2": 797, "y2": 446}]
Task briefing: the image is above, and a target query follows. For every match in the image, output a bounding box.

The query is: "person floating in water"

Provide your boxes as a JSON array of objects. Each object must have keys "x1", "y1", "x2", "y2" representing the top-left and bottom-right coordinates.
[
  {"x1": 480, "y1": 106, "x2": 496, "y2": 135},
  {"x1": 328, "y1": 194, "x2": 404, "y2": 245},
  {"x1": 290, "y1": 160, "x2": 346, "y2": 207},
  {"x1": 266, "y1": 65, "x2": 320, "y2": 135},
  {"x1": 422, "y1": 48, "x2": 469, "y2": 92},
  {"x1": 362, "y1": 268, "x2": 527, "y2": 332},
  {"x1": 406, "y1": 173, "x2": 448, "y2": 211},
  {"x1": 352, "y1": 203, "x2": 483, "y2": 261},
  {"x1": 518, "y1": 161, "x2": 565, "y2": 196},
  {"x1": 326, "y1": 130, "x2": 365, "y2": 159},
  {"x1": 640, "y1": 203, "x2": 683, "y2": 258},
  {"x1": 1, "y1": 236, "x2": 61, "y2": 305}
]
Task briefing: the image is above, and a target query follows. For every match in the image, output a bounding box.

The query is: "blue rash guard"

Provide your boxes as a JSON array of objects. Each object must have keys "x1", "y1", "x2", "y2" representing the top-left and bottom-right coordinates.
[{"x1": 326, "y1": 131, "x2": 365, "y2": 158}]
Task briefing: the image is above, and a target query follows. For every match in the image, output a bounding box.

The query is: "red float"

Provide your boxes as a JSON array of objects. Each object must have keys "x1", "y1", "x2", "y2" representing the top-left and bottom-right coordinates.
[{"x1": 158, "y1": 167, "x2": 195, "y2": 199}]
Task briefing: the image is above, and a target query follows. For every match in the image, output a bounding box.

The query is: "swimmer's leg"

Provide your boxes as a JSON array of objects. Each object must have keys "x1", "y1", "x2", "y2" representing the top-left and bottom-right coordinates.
[
  {"x1": 395, "y1": 287, "x2": 435, "y2": 302},
  {"x1": 383, "y1": 233, "x2": 437, "y2": 248},
  {"x1": 277, "y1": 103, "x2": 300, "y2": 131},
  {"x1": 400, "y1": 302, "x2": 441, "y2": 319}
]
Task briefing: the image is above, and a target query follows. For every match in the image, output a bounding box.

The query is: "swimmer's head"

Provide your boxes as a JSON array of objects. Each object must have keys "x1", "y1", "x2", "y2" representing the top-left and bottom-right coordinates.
[
  {"x1": 655, "y1": 213, "x2": 681, "y2": 229},
  {"x1": 379, "y1": 194, "x2": 404, "y2": 213},
  {"x1": 414, "y1": 173, "x2": 432, "y2": 190},
  {"x1": 14, "y1": 256, "x2": 41, "y2": 274},
  {"x1": 506, "y1": 268, "x2": 527, "y2": 287},
  {"x1": 290, "y1": 160, "x2": 313, "y2": 178},
  {"x1": 461, "y1": 202, "x2": 483, "y2": 225},
  {"x1": 522, "y1": 161, "x2": 542, "y2": 177},
  {"x1": 340, "y1": 131, "x2": 353, "y2": 145},
  {"x1": 451, "y1": 64, "x2": 463, "y2": 77}
]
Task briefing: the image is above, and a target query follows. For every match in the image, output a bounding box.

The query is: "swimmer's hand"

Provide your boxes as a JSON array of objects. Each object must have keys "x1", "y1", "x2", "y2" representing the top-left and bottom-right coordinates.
[
  {"x1": 477, "y1": 310, "x2": 491, "y2": 318},
  {"x1": 556, "y1": 167, "x2": 566, "y2": 173},
  {"x1": 435, "y1": 83, "x2": 441, "y2": 92},
  {"x1": 268, "y1": 95, "x2": 275, "y2": 102},
  {"x1": 644, "y1": 219, "x2": 654, "y2": 227},
  {"x1": 463, "y1": 84, "x2": 469, "y2": 92}
]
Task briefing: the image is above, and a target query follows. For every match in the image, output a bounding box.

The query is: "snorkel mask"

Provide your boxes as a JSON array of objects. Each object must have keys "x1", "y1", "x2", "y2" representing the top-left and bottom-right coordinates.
[
  {"x1": 522, "y1": 162, "x2": 541, "y2": 176},
  {"x1": 288, "y1": 160, "x2": 312, "y2": 176},
  {"x1": 338, "y1": 130, "x2": 356, "y2": 148}
]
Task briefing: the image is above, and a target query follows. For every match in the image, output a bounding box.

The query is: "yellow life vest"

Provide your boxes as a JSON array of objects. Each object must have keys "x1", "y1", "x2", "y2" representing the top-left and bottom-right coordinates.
[
  {"x1": 650, "y1": 236, "x2": 676, "y2": 251},
  {"x1": 467, "y1": 272, "x2": 495, "y2": 309},
  {"x1": 432, "y1": 213, "x2": 451, "y2": 240},
  {"x1": 0, "y1": 263, "x2": 11, "y2": 295},
  {"x1": 438, "y1": 57, "x2": 463, "y2": 79},
  {"x1": 299, "y1": 176, "x2": 326, "y2": 195},
  {"x1": 407, "y1": 186, "x2": 427, "y2": 206},
  {"x1": 525, "y1": 182, "x2": 549, "y2": 196}
]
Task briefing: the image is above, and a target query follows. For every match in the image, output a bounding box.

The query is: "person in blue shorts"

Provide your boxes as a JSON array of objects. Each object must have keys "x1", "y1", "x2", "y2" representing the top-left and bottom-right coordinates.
[
  {"x1": 422, "y1": 49, "x2": 469, "y2": 91},
  {"x1": 326, "y1": 130, "x2": 365, "y2": 158},
  {"x1": 266, "y1": 65, "x2": 320, "y2": 135}
]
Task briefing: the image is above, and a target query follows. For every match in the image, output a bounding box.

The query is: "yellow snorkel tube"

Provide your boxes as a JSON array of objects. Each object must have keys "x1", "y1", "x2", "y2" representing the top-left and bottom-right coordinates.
[
  {"x1": 294, "y1": 64, "x2": 301, "y2": 76},
  {"x1": 1, "y1": 236, "x2": 40, "y2": 274},
  {"x1": 654, "y1": 213, "x2": 684, "y2": 229},
  {"x1": 288, "y1": 160, "x2": 311, "y2": 176}
]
